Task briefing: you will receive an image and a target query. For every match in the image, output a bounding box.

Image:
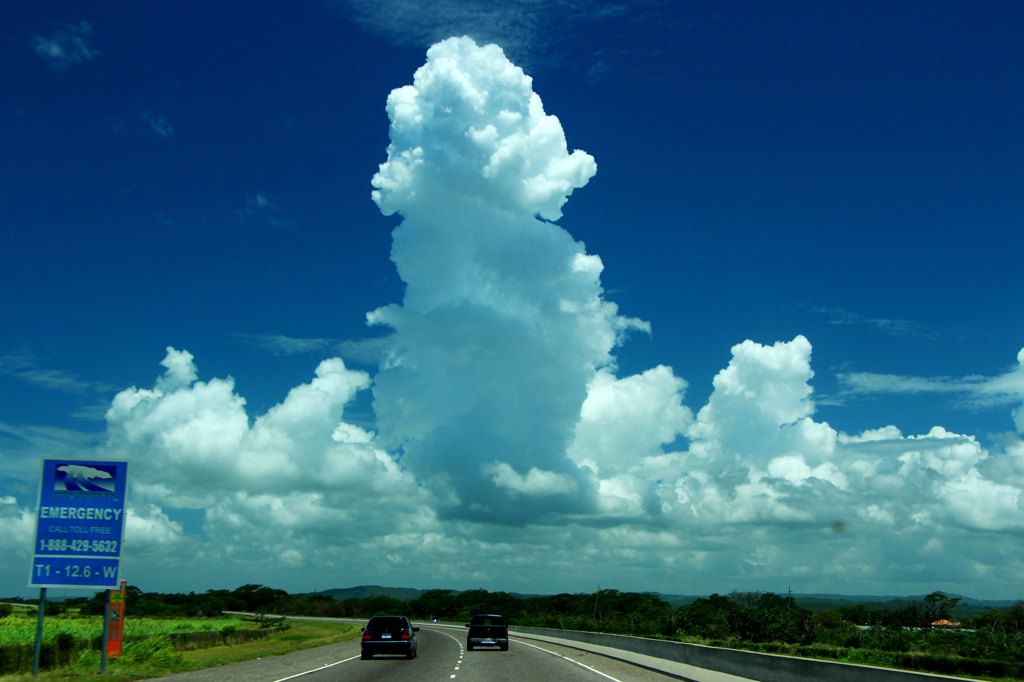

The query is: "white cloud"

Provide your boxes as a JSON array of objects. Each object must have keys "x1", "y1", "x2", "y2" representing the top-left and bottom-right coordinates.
[
  {"x1": 568, "y1": 366, "x2": 691, "y2": 475},
  {"x1": 124, "y1": 504, "x2": 186, "y2": 551},
  {"x1": 840, "y1": 373, "x2": 970, "y2": 394},
  {"x1": 688, "y1": 336, "x2": 826, "y2": 464},
  {"x1": 32, "y1": 21, "x2": 98, "y2": 70},
  {"x1": 0, "y1": 352, "x2": 118, "y2": 399},
  {"x1": 483, "y1": 462, "x2": 578, "y2": 495},
  {"x1": 372, "y1": 37, "x2": 596, "y2": 221},
  {"x1": 235, "y1": 193, "x2": 290, "y2": 227},
  {"x1": 367, "y1": 36, "x2": 621, "y2": 523},
  {"x1": 234, "y1": 334, "x2": 391, "y2": 366},
  {"x1": 810, "y1": 306, "x2": 938, "y2": 339},
  {"x1": 235, "y1": 334, "x2": 337, "y2": 356},
  {"x1": 0, "y1": 422, "x2": 106, "y2": 492},
  {"x1": 980, "y1": 436, "x2": 1024, "y2": 488},
  {"x1": 0, "y1": 497, "x2": 35, "y2": 552},
  {"x1": 336, "y1": 0, "x2": 666, "y2": 76},
  {"x1": 838, "y1": 347, "x2": 1024, "y2": 424},
  {"x1": 105, "y1": 349, "x2": 387, "y2": 498},
  {"x1": 337, "y1": 0, "x2": 607, "y2": 65},
  {"x1": 74, "y1": 347, "x2": 444, "y2": 581},
  {"x1": 144, "y1": 112, "x2": 174, "y2": 138}
]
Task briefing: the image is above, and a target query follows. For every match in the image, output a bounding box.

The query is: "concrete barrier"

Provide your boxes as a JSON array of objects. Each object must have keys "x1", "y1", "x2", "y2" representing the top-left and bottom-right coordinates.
[{"x1": 510, "y1": 627, "x2": 976, "y2": 682}]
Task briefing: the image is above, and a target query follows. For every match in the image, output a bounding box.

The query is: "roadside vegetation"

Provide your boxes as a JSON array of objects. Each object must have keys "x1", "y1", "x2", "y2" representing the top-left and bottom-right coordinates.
[
  {"x1": 2, "y1": 584, "x2": 1022, "y2": 680},
  {"x1": 0, "y1": 589, "x2": 358, "y2": 681}
]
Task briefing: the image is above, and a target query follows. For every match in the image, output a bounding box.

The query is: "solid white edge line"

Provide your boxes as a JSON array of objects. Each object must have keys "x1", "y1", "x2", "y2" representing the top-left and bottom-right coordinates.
[
  {"x1": 514, "y1": 639, "x2": 623, "y2": 682},
  {"x1": 272, "y1": 655, "x2": 360, "y2": 682}
]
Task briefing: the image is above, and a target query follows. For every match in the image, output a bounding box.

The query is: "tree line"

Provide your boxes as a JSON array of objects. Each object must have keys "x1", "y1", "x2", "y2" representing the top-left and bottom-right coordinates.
[
  {"x1": 0, "y1": 583, "x2": 288, "y2": 619},
  {"x1": 5, "y1": 585, "x2": 1022, "y2": 635}
]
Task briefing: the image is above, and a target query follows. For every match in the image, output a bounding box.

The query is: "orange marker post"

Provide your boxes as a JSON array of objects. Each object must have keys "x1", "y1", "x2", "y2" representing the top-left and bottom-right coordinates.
[{"x1": 106, "y1": 581, "x2": 127, "y2": 658}]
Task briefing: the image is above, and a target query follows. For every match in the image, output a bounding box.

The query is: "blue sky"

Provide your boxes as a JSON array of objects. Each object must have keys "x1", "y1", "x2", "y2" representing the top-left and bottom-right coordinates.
[{"x1": 2, "y1": 1, "x2": 1023, "y2": 600}]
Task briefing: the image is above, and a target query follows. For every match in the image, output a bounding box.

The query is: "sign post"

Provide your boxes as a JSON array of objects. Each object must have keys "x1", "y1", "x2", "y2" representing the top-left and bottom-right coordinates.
[
  {"x1": 29, "y1": 458, "x2": 129, "y2": 676},
  {"x1": 31, "y1": 588, "x2": 46, "y2": 678}
]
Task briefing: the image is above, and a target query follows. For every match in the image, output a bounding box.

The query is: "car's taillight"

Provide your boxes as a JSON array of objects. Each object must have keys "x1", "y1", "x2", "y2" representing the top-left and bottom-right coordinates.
[
  {"x1": 362, "y1": 631, "x2": 371, "y2": 640},
  {"x1": 503, "y1": 626, "x2": 509, "y2": 636},
  {"x1": 400, "y1": 628, "x2": 411, "y2": 639}
]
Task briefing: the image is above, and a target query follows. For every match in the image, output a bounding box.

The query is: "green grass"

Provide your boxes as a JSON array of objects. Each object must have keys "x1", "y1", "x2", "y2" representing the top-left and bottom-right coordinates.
[
  {"x1": 180, "y1": 620, "x2": 359, "y2": 668},
  {"x1": 0, "y1": 619, "x2": 359, "y2": 682},
  {"x1": 0, "y1": 615, "x2": 252, "y2": 646}
]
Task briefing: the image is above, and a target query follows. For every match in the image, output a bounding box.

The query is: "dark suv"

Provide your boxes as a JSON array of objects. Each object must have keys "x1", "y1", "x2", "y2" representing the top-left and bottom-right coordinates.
[
  {"x1": 361, "y1": 615, "x2": 419, "y2": 659},
  {"x1": 465, "y1": 613, "x2": 509, "y2": 651}
]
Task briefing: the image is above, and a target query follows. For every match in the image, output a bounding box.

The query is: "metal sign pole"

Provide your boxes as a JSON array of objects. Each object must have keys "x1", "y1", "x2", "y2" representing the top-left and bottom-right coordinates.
[
  {"x1": 32, "y1": 587, "x2": 46, "y2": 678},
  {"x1": 100, "y1": 589, "x2": 111, "y2": 675}
]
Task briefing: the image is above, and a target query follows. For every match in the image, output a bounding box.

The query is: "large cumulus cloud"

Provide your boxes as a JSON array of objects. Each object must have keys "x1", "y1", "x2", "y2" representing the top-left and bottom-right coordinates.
[{"x1": 368, "y1": 36, "x2": 652, "y2": 524}]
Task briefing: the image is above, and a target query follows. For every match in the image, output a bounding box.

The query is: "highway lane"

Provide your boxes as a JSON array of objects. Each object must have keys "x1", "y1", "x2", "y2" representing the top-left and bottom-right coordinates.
[
  {"x1": 312, "y1": 627, "x2": 461, "y2": 682},
  {"x1": 156, "y1": 626, "x2": 682, "y2": 682},
  {"x1": 454, "y1": 633, "x2": 683, "y2": 682}
]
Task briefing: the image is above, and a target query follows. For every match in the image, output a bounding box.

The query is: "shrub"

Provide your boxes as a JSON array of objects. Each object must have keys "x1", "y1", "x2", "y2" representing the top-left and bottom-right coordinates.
[
  {"x1": 55, "y1": 631, "x2": 76, "y2": 652},
  {"x1": 122, "y1": 635, "x2": 182, "y2": 666}
]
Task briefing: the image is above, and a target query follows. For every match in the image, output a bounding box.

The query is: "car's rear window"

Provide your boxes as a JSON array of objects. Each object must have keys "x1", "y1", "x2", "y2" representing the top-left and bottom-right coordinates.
[
  {"x1": 366, "y1": 616, "x2": 408, "y2": 629},
  {"x1": 472, "y1": 615, "x2": 505, "y2": 626}
]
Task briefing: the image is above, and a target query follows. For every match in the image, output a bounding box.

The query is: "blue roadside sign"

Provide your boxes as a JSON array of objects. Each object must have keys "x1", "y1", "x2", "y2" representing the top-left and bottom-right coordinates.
[{"x1": 29, "y1": 459, "x2": 129, "y2": 589}]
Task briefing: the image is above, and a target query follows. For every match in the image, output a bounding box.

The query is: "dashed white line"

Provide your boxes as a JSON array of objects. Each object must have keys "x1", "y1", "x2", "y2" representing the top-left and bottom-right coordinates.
[{"x1": 428, "y1": 626, "x2": 465, "y2": 679}]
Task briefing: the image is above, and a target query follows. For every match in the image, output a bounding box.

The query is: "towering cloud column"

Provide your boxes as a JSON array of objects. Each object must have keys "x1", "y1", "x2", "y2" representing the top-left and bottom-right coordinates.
[{"x1": 369, "y1": 36, "x2": 642, "y2": 522}]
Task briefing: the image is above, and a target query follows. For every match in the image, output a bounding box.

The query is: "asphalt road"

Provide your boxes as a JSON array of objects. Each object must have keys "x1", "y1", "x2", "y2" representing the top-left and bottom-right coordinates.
[{"x1": 156, "y1": 626, "x2": 682, "y2": 682}]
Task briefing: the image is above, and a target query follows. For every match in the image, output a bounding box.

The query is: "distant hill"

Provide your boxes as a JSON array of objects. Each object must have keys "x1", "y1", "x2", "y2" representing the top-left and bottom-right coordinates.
[
  {"x1": 789, "y1": 593, "x2": 1018, "y2": 620},
  {"x1": 792, "y1": 593, "x2": 1018, "y2": 609},
  {"x1": 315, "y1": 585, "x2": 427, "y2": 601},
  {"x1": 652, "y1": 592, "x2": 1019, "y2": 613},
  {"x1": 313, "y1": 585, "x2": 544, "y2": 601},
  {"x1": 645, "y1": 593, "x2": 701, "y2": 607}
]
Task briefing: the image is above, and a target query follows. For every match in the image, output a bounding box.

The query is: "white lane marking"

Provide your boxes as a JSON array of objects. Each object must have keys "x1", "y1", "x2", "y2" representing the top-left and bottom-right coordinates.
[
  {"x1": 514, "y1": 639, "x2": 623, "y2": 682},
  {"x1": 424, "y1": 626, "x2": 464, "y2": 679},
  {"x1": 272, "y1": 655, "x2": 359, "y2": 682}
]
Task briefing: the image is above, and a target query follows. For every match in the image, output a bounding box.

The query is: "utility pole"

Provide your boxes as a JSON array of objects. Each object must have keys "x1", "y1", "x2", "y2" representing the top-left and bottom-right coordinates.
[{"x1": 593, "y1": 584, "x2": 600, "y2": 619}]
